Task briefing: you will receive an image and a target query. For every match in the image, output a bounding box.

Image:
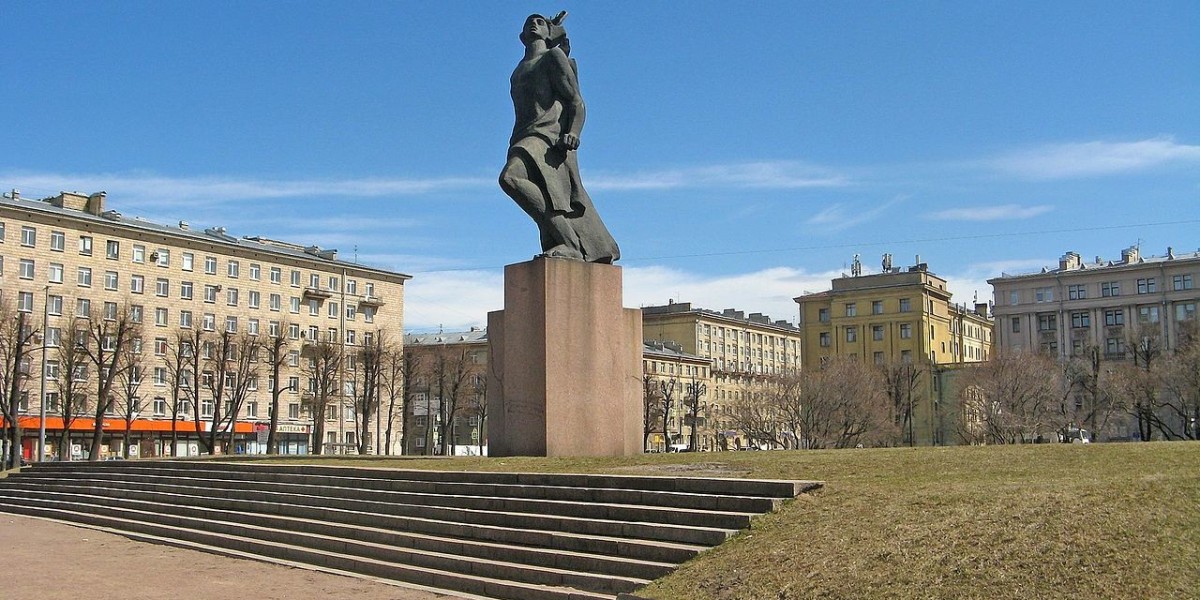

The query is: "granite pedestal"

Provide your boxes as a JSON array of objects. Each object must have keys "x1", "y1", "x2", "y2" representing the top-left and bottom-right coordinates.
[{"x1": 487, "y1": 258, "x2": 642, "y2": 457}]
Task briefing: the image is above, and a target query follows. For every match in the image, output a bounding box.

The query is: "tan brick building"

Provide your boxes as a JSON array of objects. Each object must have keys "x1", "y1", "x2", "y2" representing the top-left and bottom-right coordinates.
[{"x1": 1, "y1": 191, "x2": 409, "y2": 460}]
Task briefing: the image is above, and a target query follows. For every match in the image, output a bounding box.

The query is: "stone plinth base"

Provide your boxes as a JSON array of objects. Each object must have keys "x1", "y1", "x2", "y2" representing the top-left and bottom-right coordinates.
[{"x1": 487, "y1": 258, "x2": 642, "y2": 457}]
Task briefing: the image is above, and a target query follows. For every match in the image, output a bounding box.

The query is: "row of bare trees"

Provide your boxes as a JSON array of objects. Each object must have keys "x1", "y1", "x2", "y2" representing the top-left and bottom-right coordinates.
[{"x1": 0, "y1": 294, "x2": 441, "y2": 464}]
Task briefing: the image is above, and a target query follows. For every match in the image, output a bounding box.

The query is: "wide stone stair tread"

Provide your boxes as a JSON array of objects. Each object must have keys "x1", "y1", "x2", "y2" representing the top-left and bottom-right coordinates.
[{"x1": 0, "y1": 461, "x2": 821, "y2": 600}]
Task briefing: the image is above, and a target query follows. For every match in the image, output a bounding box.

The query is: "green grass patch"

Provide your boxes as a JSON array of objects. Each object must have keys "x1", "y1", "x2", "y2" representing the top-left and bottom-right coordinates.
[{"x1": 252, "y1": 443, "x2": 1199, "y2": 599}]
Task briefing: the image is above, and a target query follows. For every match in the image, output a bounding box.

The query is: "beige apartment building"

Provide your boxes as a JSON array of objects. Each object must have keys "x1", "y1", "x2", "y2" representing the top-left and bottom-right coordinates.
[
  {"x1": 989, "y1": 246, "x2": 1199, "y2": 361},
  {"x1": 641, "y1": 301, "x2": 803, "y2": 449},
  {"x1": 0, "y1": 191, "x2": 409, "y2": 461},
  {"x1": 794, "y1": 257, "x2": 993, "y2": 445}
]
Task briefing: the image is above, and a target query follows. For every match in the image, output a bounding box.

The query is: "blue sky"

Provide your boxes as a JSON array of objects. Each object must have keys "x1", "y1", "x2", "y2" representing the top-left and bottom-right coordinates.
[{"x1": 4, "y1": 1, "x2": 1198, "y2": 332}]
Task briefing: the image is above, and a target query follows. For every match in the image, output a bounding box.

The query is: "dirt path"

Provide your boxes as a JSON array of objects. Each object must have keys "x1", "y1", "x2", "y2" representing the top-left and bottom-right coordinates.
[{"x1": 0, "y1": 514, "x2": 467, "y2": 600}]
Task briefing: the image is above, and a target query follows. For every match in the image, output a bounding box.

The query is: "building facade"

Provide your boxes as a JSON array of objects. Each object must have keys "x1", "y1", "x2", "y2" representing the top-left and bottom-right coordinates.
[
  {"x1": 641, "y1": 301, "x2": 804, "y2": 449},
  {"x1": 794, "y1": 258, "x2": 993, "y2": 445},
  {"x1": 0, "y1": 191, "x2": 409, "y2": 461},
  {"x1": 642, "y1": 340, "x2": 713, "y2": 452},
  {"x1": 402, "y1": 329, "x2": 489, "y2": 456},
  {"x1": 988, "y1": 247, "x2": 1199, "y2": 361}
]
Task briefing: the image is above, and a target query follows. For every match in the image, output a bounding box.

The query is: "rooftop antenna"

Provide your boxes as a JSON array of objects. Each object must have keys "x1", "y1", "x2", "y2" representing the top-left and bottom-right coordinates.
[
  {"x1": 851, "y1": 254, "x2": 862, "y2": 277},
  {"x1": 354, "y1": 244, "x2": 358, "y2": 264}
]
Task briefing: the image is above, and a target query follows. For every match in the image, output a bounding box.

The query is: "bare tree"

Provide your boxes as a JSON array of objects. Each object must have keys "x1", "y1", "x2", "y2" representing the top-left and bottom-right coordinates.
[
  {"x1": 379, "y1": 340, "x2": 411, "y2": 455},
  {"x1": 464, "y1": 372, "x2": 488, "y2": 456},
  {"x1": 79, "y1": 304, "x2": 140, "y2": 461},
  {"x1": 163, "y1": 329, "x2": 204, "y2": 456},
  {"x1": 0, "y1": 299, "x2": 40, "y2": 469},
  {"x1": 264, "y1": 321, "x2": 291, "y2": 454},
  {"x1": 1155, "y1": 321, "x2": 1200, "y2": 440},
  {"x1": 642, "y1": 375, "x2": 664, "y2": 452},
  {"x1": 1123, "y1": 323, "x2": 1165, "y2": 440},
  {"x1": 881, "y1": 360, "x2": 923, "y2": 446},
  {"x1": 683, "y1": 379, "x2": 708, "y2": 451},
  {"x1": 54, "y1": 318, "x2": 91, "y2": 460},
  {"x1": 113, "y1": 335, "x2": 145, "y2": 458},
  {"x1": 657, "y1": 377, "x2": 678, "y2": 450},
  {"x1": 726, "y1": 381, "x2": 785, "y2": 450},
  {"x1": 197, "y1": 330, "x2": 262, "y2": 454},
  {"x1": 355, "y1": 330, "x2": 385, "y2": 454},
  {"x1": 302, "y1": 338, "x2": 341, "y2": 455},
  {"x1": 426, "y1": 344, "x2": 477, "y2": 456},
  {"x1": 962, "y1": 350, "x2": 1062, "y2": 444}
]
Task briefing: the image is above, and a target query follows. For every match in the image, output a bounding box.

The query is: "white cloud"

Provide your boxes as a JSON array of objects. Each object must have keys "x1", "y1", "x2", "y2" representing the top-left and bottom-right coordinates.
[
  {"x1": 403, "y1": 269, "x2": 504, "y2": 332},
  {"x1": 988, "y1": 136, "x2": 1200, "y2": 180},
  {"x1": 804, "y1": 196, "x2": 905, "y2": 232},
  {"x1": 588, "y1": 161, "x2": 850, "y2": 191},
  {"x1": 926, "y1": 204, "x2": 1054, "y2": 221}
]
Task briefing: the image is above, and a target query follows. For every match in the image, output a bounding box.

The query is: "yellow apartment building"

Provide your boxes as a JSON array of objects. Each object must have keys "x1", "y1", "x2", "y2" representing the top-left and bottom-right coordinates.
[
  {"x1": 794, "y1": 257, "x2": 992, "y2": 445},
  {"x1": 0, "y1": 191, "x2": 410, "y2": 461}
]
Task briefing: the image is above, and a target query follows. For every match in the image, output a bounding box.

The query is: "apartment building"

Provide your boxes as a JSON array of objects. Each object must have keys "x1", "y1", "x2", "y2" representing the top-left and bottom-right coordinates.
[
  {"x1": 402, "y1": 329, "x2": 489, "y2": 456},
  {"x1": 642, "y1": 340, "x2": 713, "y2": 452},
  {"x1": 641, "y1": 300, "x2": 803, "y2": 449},
  {"x1": 794, "y1": 256, "x2": 993, "y2": 445},
  {"x1": 989, "y1": 246, "x2": 1199, "y2": 361},
  {"x1": 0, "y1": 191, "x2": 409, "y2": 460}
]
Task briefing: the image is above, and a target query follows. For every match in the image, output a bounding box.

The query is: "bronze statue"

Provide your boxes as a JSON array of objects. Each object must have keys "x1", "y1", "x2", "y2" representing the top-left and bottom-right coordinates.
[{"x1": 499, "y1": 12, "x2": 620, "y2": 264}]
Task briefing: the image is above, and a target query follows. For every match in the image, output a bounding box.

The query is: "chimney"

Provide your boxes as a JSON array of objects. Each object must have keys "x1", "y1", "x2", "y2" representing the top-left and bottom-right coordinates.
[
  {"x1": 1058, "y1": 251, "x2": 1081, "y2": 271},
  {"x1": 975, "y1": 302, "x2": 989, "y2": 317},
  {"x1": 1121, "y1": 246, "x2": 1140, "y2": 264},
  {"x1": 85, "y1": 191, "x2": 107, "y2": 215},
  {"x1": 178, "y1": 221, "x2": 189, "y2": 230}
]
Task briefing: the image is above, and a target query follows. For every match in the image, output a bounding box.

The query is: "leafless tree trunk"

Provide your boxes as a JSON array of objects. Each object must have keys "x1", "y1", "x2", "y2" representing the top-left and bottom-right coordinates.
[
  {"x1": 380, "y1": 341, "x2": 410, "y2": 455},
  {"x1": 55, "y1": 317, "x2": 91, "y2": 461},
  {"x1": 355, "y1": 331, "x2": 384, "y2": 454},
  {"x1": 0, "y1": 301, "x2": 40, "y2": 469},
  {"x1": 80, "y1": 305, "x2": 140, "y2": 461},
  {"x1": 114, "y1": 338, "x2": 145, "y2": 458},
  {"x1": 264, "y1": 323, "x2": 291, "y2": 454},
  {"x1": 302, "y1": 338, "x2": 341, "y2": 455}
]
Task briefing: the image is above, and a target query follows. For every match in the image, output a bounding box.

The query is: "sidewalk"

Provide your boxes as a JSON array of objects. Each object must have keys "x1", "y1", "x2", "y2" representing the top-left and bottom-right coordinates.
[{"x1": 0, "y1": 514, "x2": 461, "y2": 600}]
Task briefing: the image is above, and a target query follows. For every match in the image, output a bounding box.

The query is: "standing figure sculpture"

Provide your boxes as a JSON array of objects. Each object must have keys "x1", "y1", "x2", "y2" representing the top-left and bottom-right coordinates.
[{"x1": 499, "y1": 12, "x2": 620, "y2": 264}]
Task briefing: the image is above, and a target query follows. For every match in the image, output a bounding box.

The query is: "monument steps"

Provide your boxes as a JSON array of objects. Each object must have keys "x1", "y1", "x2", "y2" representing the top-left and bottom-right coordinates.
[{"x1": 0, "y1": 461, "x2": 820, "y2": 600}]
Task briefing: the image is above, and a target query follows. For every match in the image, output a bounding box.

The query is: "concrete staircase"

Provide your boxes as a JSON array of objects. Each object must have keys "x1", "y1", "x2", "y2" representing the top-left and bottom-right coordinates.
[{"x1": 0, "y1": 460, "x2": 819, "y2": 600}]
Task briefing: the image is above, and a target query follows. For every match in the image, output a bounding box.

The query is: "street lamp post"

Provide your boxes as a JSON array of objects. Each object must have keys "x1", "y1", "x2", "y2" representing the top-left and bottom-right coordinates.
[{"x1": 38, "y1": 285, "x2": 49, "y2": 462}]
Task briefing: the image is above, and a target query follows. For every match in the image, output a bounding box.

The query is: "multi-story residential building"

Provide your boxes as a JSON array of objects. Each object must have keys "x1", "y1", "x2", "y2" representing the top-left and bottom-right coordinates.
[
  {"x1": 0, "y1": 191, "x2": 409, "y2": 461},
  {"x1": 794, "y1": 257, "x2": 993, "y2": 445},
  {"x1": 641, "y1": 300, "x2": 803, "y2": 449},
  {"x1": 642, "y1": 340, "x2": 713, "y2": 452},
  {"x1": 989, "y1": 246, "x2": 1199, "y2": 361}
]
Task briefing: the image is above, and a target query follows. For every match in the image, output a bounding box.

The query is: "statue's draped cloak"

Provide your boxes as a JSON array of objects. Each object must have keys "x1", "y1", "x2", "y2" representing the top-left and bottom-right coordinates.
[{"x1": 507, "y1": 47, "x2": 620, "y2": 263}]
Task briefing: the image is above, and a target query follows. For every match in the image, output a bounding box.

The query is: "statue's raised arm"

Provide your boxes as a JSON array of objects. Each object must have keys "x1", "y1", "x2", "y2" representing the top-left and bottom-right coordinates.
[{"x1": 498, "y1": 12, "x2": 620, "y2": 264}]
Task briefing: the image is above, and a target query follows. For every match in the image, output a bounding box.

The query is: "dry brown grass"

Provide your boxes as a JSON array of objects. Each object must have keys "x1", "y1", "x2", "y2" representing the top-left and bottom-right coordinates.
[{"x1": 253, "y1": 443, "x2": 1200, "y2": 599}]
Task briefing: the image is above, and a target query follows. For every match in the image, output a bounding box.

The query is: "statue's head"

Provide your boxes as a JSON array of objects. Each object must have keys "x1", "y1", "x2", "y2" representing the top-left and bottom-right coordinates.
[{"x1": 520, "y1": 13, "x2": 568, "y2": 48}]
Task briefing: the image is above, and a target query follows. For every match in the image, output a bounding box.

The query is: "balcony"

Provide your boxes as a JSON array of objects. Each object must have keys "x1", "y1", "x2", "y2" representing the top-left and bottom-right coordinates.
[
  {"x1": 358, "y1": 294, "x2": 386, "y2": 308},
  {"x1": 302, "y1": 286, "x2": 332, "y2": 300}
]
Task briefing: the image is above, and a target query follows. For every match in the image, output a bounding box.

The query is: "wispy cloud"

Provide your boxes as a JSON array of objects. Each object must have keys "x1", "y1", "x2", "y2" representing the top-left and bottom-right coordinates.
[
  {"x1": 987, "y1": 136, "x2": 1200, "y2": 180},
  {"x1": 588, "y1": 161, "x2": 851, "y2": 191},
  {"x1": 926, "y1": 204, "x2": 1054, "y2": 221},
  {"x1": 805, "y1": 196, "x2": 905, "y2": 232}
]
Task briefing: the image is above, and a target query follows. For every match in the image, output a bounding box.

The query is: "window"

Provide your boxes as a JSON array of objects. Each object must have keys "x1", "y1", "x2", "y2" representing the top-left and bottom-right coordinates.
[
  {"x1": 346, "y1": 279, "x2": 357, "y2": 295},
  {"x1": 846, "y1": 327, "x2": 857, "y2": 343},
  {"x1": 288, "y1": 402, "x2": 300, "y2": 418},
  {"x1": 328, "y1": 275, "x2": 339, "y2": 291},
  {"x1": 1101, "y1": 281, "x2": 1119, "y2": 297},
  {"x1": 900, "y1": 323, "x2": 913, "y2": 339},
  {"x1": 103, "y1": 302, "x2": 118, "y2": 321},
  {"x1": 45, "y1": 326, "x2": 61, "y2": 347},
  {"x1": 77, "y1": 267, "x2": 92, "y2": 287},
  {"x1": 845, "y1": 303, "x2": 857, "y2": 317},
  {"x1": 1035, "y1": 287, "x2": 1053, "y2": 302},
  {"x1": 872, "y1": 325, "x2": 884, "y2": 341},
  {"x1": 1070, "y1": 312, "x2": 1090, "y2": 329},
  {"x1": 1105, "y1": 337, "x2": 1124, "y2": 357},
  {"x1": 226, "y1": 288, "x2": 239, "y2": 306},
  {"x1": 106, "y1": 240, "x2": 120, "y2": 260},
  {"x1": 225, "y1": 316, "x2": 238, "y2": 333},
  {"x1": 1037, "y1": 314, "x2": 1057, "y2": 331},
  {"x1": 363, "y1": 308, "x2": 374, "y2": 324},
  {"x1": 288, "y1": 350, "x2": 300, "y2": 367},
  {"x1": 47, "y1": 295, "x2": 63, "y2": 316},
  {"x1": 204, "y1": 256, "x2": 217, "y2": 275},
  {"x1": 104, "y1": 271, "x2": 118, "y2": 291},
  {"x1": 245, "y1": 290, "x2": 259, "y2": 309},
  {"x1": 899, "y1": 298, "x2": 912, "y2": 312},
  {"x1": 48, "y1": 263, "x2": 64, "y2": 284},
  {"x1": 204, "y1": 285, "x2": 219, "y2": 303},
  {"x1": 269, "y1": 321, "x2": 281, "y2": 336},
  {"x1": 365, "y1": 282, "x2": 375, "y2": 298},
  {"x1": 328, "y1": 302, "x2": 339, "y2": 318},
  {"x1": 290, "y1": 270, "x2": 301, "y2": 287},
  {"x1": 290, "y1": 297, "x2": 301, "y2": 313},
  {"x1": 345, "y1": 304, "x2": 356, "y2": 320},
  {"x1": 180, "y1": 281, "x2": 194, "y2": 300},
  {"x1": 1067, "y1": 284, "x2": 1087, "y2": 300},
  {"x1": 181, "y1": 252, "x2": 194, "y2": 271},
  {"x1": 288, "y1": 323, "x2": 300, "y2": 339},
  {"x1": 871, "y1": 300, "x2": 884, "y2": 315},
  {"x1": 132, "y1": 244, "x2": 145, "y2": 263},
  {"x1": 248, "y1": 318, "x2": 260, "y2": 335},
  {"x1": 155, "y1": 278, "x2": 169, "y2": 297},
  {"x1": 270, "y1": 294, "x2": 282, "y2": 311},
  {"x1": 1008, "y1": 291, "x2": 1019, "y2": 306},
  {"x1": 309, "y1": 273, "x2": 320, "y2": 288},
  {"x1": 21, "y1": 226, "x2": 36, "y2": 247},
  {"x1": 50, "y1": 231, "x2": 65, "y2": 251},
  {"x1": 130, "y1": 305, "x2": 143, "y2": 324},
  {"x1": 1011, "y1": 318, "x2": 1021, "y2": 333},
  {"x1": 1173, "y1": 274, "x2": 1193, "y2": 291},
  {"x1": 78, "y1": 236, "x2": 94, "y2": 256},
  {"x1": 309, "y1": 299, "x2": 320, "y2": 316},
  {"x1": 249, "y1": 263, "x2": 261, "y2": 281},
  {"x1": 270, "y1": 266, "x2": 282, "y2": 284},
  {"x1": 1104, "y1": 309, "x2": 1124, "y2": 326},
  {"x1": 130, "y1": 275, "x2": 144, "y2": 294},
  {"x1": 153, "y1": 397, "x2": 167, "y2": 415},
  {"x1": 1176, "y1": 302, "x2": 1196, "y2": 321},
  {"x1": 155, "y1": 307, "x2": 169, "y2": 326},
  {"x1": 817, "y1": 308, "x2": 830, "y2": 323},
  {"x1": 227, "y1": 260, "x2": 240, "y2": 278},
  {"x1": 179, "y1": 310, "x2": 193, "y2": 329},
  {"x1": 202, "y1": 313, "x2": 215, "y2": 331},
  {"x1": 1137, "y1": 306, "x2": 1160, "y2": 324},
  {"x1": 245, "y1": 401, "x2": 258, "y2": 417},
  {"x1": 19, "y1": 259, "x2": 34, "y2": 280},
  {"x1": 1137, "y1": 278, "x2": 1156, "y2": 294},
  {"x1": 75, "y1": 298, "x2": 91, "y2": 317},
  {"x1": 18, "y1": 292, "x2": 34, "y2": 312}
]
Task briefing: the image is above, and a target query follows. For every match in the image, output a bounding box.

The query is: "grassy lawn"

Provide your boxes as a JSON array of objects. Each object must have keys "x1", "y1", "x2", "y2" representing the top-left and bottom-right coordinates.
[{"x1": 257, "y1": 443, "x2": 1199, "y2": 599}]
